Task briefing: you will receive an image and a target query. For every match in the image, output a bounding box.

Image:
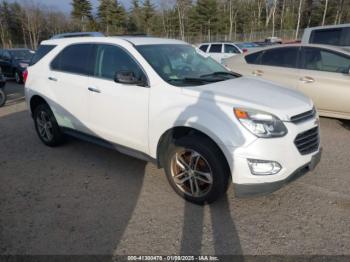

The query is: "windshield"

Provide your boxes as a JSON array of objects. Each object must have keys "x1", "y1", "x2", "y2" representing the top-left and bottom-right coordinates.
[
  {"x1": 9, "y1": 50, "x2": 33, "y2": 60},
  {"x1": 136, "y1": 44, "x2": 239, "y2": 86}
]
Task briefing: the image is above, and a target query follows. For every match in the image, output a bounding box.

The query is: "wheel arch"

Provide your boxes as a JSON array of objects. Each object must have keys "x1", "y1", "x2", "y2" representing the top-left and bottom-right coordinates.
[
  {"x1": 156, "y1": 126, "x2": 232, "y2": 173},
  {"x1": 29, "y1": 95, "x2": 49, "y2": 116}
]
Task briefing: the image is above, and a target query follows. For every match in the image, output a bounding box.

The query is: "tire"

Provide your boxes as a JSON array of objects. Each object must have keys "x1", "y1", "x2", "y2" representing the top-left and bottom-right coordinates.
[
  {"x1": 164, "y1": 135, "x2": 230, "y2": 204},
  {"x1": 0, "y1": 89, "x2": 6, "y2": 107},
  {"x1": 15, "y1": 70, "x2": 23, "y2": 84},
  {"x1": 33, "y1": 103, "x2": 64, "y2": 147}
]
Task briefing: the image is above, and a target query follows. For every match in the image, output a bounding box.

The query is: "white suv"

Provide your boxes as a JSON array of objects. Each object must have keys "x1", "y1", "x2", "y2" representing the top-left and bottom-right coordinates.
[
  {"x1": 25, "y1": 36, "x2": 321, "y2": 204},
  {"x1": 198, "y1": 42, "x2": 243, "y2": 63}
]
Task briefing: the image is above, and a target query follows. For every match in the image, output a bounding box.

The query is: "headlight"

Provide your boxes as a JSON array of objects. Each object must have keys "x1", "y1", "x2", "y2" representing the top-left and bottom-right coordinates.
[{"x1": 234, "y1": 108, "x2": 287, "y2": 138}]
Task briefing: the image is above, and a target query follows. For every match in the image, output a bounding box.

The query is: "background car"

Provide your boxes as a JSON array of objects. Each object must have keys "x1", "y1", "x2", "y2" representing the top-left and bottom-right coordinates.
[
  {"x1": 235, "y1": 42, "x2": 260, "y2": 51},
  {"x1": 264, "y1": 36, "x2": 283, "y2": 44},
  {"x1": 223, "y1": 44, "x2": 350, "y2": 120},
  {"x1": 198, "y1": 42, "x2": 243, "y2": 63},
  {"x1": 302, "y1": 23, "x2": 350, "y2": 48},
  {"x1": 0, "y1": 48, "x2": 34, "y2": 84}
]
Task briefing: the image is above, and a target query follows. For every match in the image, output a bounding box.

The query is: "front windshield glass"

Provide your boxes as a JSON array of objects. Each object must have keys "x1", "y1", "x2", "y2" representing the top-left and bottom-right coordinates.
[
  {"x1": 136, "y1": 44, "x2": 239, "y2": 86},
  {"x1": 9, "y1": 50, "x2": 33, "y2": 60}
]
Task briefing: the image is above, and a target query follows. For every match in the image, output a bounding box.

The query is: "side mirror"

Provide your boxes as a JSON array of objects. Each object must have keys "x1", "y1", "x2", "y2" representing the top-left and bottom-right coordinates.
[{"x1": 114, "y1": 70, "x2": 147, "y2": 86}]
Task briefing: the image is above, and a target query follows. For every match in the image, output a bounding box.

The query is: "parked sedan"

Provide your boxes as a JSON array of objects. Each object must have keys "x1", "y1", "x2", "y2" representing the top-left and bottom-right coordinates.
[
  {"x1": 198, "y1": 42, "x2": 243, "y2": 63},
  {"x1": 0, "y1": 48, "x2": 34, "y2": 84},
  {"x1": 223, "y1": 44, "x2": 350, "y2": 120}
]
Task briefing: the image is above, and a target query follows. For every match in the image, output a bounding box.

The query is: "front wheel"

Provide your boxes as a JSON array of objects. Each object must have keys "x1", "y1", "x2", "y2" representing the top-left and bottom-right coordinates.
[
  {"x1": 0, "y1": 88, "x2": 6, "y2": 107},
  {"x1": 164, "y1": 135, "x2": 230, "y2": 204},
  {"x1": 33, "y1": 104, "x2": 64, "y2": 146}
]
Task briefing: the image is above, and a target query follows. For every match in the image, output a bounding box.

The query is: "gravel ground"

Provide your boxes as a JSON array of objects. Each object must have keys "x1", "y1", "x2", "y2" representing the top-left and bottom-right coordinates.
[{"x1": 0, "y1": 82, "x2": 349, "y2": 256}]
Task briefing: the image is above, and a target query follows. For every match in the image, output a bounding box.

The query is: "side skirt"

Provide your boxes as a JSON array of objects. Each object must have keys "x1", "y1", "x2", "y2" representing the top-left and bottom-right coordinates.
[{"x1": 61, "y1": 127, "x2": 157, "y2": 164}]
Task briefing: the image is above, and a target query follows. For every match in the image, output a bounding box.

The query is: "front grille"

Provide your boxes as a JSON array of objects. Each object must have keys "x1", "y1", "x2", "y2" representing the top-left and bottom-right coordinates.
[
  {"x1": 294, "y1": 126, "x2": 320, "y2": 155},
  {"x1": 290, "y1": 107, "x2": 316, "y2": 124}
]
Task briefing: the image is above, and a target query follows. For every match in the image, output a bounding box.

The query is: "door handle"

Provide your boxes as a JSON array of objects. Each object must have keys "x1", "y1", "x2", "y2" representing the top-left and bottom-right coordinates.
[
  {"x1": 252, "y1": 70, "x2": 264, "y2": 76},
  {"x1": 88, "y1": 87, "x2": 101, "y2": 93},
  {"x1": 48, "y1": 77, "x2": 57, "y2": 81},
  {"x1": 299, "y1": 76, "x2": 315, "y2": 84}
]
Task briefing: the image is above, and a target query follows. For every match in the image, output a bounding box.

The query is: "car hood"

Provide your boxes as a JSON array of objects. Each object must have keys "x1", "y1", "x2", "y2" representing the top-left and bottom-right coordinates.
[{"x1": 181, "y1": 76, "x2": 313, "y2": 121}]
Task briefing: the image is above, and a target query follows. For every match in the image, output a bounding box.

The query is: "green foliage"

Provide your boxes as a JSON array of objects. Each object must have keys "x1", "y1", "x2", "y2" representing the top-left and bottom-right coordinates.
[{"x1": 98, "y1": 0, "x2": 126, "y2": 35}]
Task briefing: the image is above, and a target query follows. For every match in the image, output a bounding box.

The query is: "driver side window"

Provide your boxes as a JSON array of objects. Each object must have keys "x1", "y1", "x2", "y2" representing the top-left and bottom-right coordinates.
[{"x1": 94, "y1": 44, "x2": 143, "y2": 81}]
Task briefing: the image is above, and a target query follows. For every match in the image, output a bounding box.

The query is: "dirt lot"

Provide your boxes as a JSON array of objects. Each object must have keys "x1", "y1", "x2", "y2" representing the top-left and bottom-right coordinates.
[{"x1": 0, "y1": 82, "x2": 349, "y2": 256}]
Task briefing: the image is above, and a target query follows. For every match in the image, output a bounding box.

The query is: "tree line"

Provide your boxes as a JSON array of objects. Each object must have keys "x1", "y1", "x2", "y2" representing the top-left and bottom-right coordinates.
[{"x1": 0, "y1": 0, "x2": 350, "y2": 50}]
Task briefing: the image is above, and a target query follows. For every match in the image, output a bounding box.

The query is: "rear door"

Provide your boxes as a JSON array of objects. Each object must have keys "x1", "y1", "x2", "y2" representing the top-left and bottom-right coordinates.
[
  {"x1": 48, "y1": 43, "x2": 94, "y2": 134},
  {"x1": 247, "y1": 47, "x2": 301, "y2": 89},
  {"x1": 298, "y1": 47, "x2": 350, "y2": 114}
]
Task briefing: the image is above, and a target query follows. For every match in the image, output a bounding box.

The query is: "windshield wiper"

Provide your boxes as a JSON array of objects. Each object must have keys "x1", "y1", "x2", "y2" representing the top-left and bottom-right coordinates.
[
  {"x1": 167, "y1": 78, "x2": 211, "y2": 85},
  {"x1": 200, "y1": 71, "x2": 240, "y2": 78}
]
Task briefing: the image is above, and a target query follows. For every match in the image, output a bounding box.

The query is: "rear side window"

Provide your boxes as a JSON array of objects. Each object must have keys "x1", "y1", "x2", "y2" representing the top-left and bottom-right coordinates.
[
  {"x1": 260, "y1": 47, "x2": 299, "y2": 68},
  {"x1": 209, "y1": 44, "x2": 222, "y2": 53},
  {"x1": 309, "y1": 28, "x2": 349, "y2": 46},
  {"x1": 199, "y1": 45, "x2": 209, "y2": 52},
  {"x1": 224, "y1": 44, "x2": 240, "y2": 54},
  {"x1": 245, "y1": 51, "x2": 262, "y2": 64},
  {"x1": 301, "y1": 47, "x2": 350, "y2": 73},
  {"x1": 30, "y1": 45, "x2": 56, "y2": 66},
  {"x1": 51, "y1": 44, "x2": 94, "y2": 75}
]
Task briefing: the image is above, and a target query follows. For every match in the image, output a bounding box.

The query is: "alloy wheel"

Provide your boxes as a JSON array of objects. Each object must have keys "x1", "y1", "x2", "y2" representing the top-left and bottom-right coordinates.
[
  {"x1": 36, "y1": 110, "x2": 54, "y2": 142},
  {"x1": 170, "y1": 149, "x2": 213, "y2": 198}
]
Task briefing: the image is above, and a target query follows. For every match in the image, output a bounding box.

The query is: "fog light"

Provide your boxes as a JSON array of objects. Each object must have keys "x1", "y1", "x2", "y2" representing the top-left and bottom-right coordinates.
[{"x1": 247, "y1": 159, "x2": 282, "y2": 175}]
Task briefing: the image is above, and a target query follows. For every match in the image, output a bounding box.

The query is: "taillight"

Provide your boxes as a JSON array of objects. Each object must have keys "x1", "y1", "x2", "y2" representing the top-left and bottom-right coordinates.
[
  {"x1": 23, "y1": 70, "x2": 28, "y2": 84},
  {"x1": 243, "y1": 48, "x2": 248, "y2": 53}
]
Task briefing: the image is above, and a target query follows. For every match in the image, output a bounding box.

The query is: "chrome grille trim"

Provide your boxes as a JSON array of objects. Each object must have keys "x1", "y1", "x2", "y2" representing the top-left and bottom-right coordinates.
[{"x1": 290, "y1": 107, "x2": 316, "y2": 124}]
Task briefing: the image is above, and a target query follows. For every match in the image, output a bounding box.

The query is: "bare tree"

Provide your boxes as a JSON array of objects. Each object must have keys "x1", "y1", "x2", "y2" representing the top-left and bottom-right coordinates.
[
  {"x1": 21, "y1": 3, "x2": 45, "y2": 49},
  {"x1": 176, "y1": 0, "x2": 190, "y2": 41},
  {"x1": 322, "y1": 0, "x2": 329, "y2": 26},
  {"x1": 334, "y1": 0, "x2": 345, "y2": 24},
  {"x1": 228, "y1": 0, "x2": 238, "y2": 40},
  {"x1": 279, "y1": 0, "x2": 286, "y2": 33},
  {"x1": 265, "y1": 0, "x2": 278, "y2": 34},
  {"x1": 295, "y1": 0, "x2": 303, "y2": 39}
]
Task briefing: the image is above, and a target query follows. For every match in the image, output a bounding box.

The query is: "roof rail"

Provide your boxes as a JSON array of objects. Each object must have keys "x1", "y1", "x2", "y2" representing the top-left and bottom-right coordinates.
[
  {"x1": 50, "y1": 32, "x2": 105, "y2": 39},
  {"x1": 113, "y1": 33, "x2": 149, "y2": 37}
]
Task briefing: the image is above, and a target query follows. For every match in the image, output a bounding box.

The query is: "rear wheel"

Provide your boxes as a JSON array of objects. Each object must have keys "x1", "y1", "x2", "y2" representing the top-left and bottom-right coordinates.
[
  {"x1": 0, "y1": 88, "x2": 6, "y2": 107},
  {"x1": 164, "y1": 135, "x2": 230, "y2": 204},
  {"x1": 33, "y1": 103, "x2": 64, "y2": 146}
]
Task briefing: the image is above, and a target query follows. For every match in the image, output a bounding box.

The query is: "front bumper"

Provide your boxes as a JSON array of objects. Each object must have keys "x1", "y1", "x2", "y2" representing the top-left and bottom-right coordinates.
[
  {"x1": 234, "y1": 148, "x2": 322, "y2": 197},
  {"x1": 228, "y1": 118, "x2": 321, "y2": 197}
]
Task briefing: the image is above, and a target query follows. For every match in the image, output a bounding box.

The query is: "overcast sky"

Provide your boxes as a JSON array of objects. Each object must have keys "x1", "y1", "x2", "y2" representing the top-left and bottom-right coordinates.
[{"x1": 7, "y1": 0, "x2": 142, "y2": 13}]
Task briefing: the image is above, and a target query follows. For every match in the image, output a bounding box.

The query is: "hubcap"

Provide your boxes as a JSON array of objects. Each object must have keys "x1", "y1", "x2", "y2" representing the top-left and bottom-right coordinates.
[
  {"x1": 36, "y1": 111, "x2": 53, "y2": 142},
  {"x1": 170, "y1": 149, "x2": 213, "y2": 198}
]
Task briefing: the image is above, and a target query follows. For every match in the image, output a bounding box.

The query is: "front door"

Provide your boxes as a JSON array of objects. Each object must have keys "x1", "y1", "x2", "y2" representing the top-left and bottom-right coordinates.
[{"x1": 87, "y1": 44, "x2": 150, "y2": 153}]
